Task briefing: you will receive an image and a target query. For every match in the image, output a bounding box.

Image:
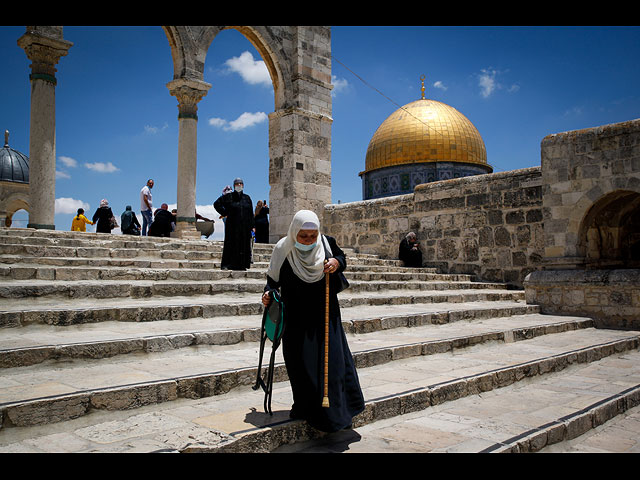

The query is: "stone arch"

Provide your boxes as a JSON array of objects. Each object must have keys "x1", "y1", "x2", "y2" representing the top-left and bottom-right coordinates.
[
  {"x1": 220, "y1": 26, "x2": 290, "y2": 110},
  {"x1": 577, "y1": 189, "x2": 640, "y2": 268},
  {"x1": 161, "y1": 26, "x2": 333, "y2": 241},
  {"x1": 18, "y1": 26, "x2": 332, "y2": 240},
  {"x1": 162, "y1": 26, "x2": 290, "y2": 110},
  {"x1": 1, "y1": 190, "x2": 30, "y2": 227}
]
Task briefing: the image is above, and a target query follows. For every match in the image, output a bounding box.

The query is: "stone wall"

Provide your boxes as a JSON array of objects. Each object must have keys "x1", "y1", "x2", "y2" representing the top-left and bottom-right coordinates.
[
  {"x1": 524, "y1": 119, "x2": 640, "y2": 328},
  {"x1": 324, "y1": 167, "x2": 544, "y2": 287},
  {"x1": 524, "y1": 269, "x2": 640, "y2": 330},
  {"x1": 539, "y1": 118, "x2": 640, "y2": 267}
]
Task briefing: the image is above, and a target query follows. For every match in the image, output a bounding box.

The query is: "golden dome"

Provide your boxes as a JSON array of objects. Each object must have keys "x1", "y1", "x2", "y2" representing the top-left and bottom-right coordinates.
[{"x1": 363, "y1": 85, "x2": 488, "y2": 174}]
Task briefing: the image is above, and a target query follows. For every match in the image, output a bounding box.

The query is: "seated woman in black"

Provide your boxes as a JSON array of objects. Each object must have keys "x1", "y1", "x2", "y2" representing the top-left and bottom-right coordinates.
[
  {"x1": 399, "y1": 231, "x2": 422, "y2": 267},
  {"x1": 148, "y1": 204, "x2": 175, "y2": 237}
]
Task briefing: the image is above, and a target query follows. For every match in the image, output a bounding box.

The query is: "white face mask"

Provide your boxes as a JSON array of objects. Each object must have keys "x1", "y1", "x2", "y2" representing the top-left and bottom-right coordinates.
[
  {"x1": 295, "y1": 241, "x2": 317, "y2": 251},
  {"x1": 234, "y1": 185, "x2": 243, "y2": 193}
]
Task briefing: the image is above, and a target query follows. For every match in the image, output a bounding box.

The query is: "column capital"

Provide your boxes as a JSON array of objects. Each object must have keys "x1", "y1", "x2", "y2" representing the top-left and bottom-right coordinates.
[
  {"x1": 166, "y1": 78, "x2": 211, "y2": 120},
  {"x1": 18, "y1": 31, "x2": 73, "y2": 85}
]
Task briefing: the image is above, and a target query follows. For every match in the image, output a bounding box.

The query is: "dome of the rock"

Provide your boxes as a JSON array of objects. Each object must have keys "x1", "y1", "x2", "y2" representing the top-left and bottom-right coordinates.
[{"x1": 360, "y1": 77, "x2": 491, "y2": 199}]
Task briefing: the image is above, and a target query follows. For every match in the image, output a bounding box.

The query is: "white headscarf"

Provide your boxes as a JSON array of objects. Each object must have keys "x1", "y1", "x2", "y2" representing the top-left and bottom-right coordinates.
[{"x1": 267, "y1": 210, "x2": 330, "y2": 283}]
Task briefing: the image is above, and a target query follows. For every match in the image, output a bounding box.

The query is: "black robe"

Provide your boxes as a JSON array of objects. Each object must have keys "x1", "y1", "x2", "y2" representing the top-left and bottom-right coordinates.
[
  {"x1": 266, "y1": 236, "x2": 365, "y2": 432},
  {"x1": 148, "y1": 209, "x2": 174, "y2": 238},
  {"x1": 399, "y1": 237, "x2": 423, "y2": 267},
  {"x1": 254, "y1": 206, "x2": 269, "y2": 243},
  {"x1": 92, "y1": 206, "x2": 114, "y2": 234},
  {"x1": 214, "y1": 191, "x2": 254, "y2": 270}
]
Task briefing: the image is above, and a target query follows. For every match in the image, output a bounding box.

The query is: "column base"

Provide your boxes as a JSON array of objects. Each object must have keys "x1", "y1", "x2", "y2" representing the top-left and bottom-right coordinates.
[
  {"x1": 27, "y1": 223, "x2": 55, "y2": 230},
  {"x1": 174, "y1": 221, "x2": 201, "y2": 240}
]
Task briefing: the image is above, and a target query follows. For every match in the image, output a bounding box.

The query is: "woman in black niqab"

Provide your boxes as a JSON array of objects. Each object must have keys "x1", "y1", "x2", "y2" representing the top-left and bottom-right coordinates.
[{"x1": 214, "y1": 178, "x2": 254, "y2": 270}]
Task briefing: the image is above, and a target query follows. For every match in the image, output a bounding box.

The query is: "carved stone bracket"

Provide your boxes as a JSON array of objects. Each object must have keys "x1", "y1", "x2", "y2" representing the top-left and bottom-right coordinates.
[
  {"x1": 17, "y1": 32, "x2": 73, "y2": 85},
  {"x1": 166, "y1": 78, "x2": 211, "y2": 120}
]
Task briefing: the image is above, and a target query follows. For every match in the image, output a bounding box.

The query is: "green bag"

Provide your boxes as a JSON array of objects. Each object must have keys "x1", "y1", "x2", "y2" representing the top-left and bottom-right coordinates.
[
  {"x1": 264, "y1": 290, "x2": 285, "y2": 343},
  {"x1": 252, "y1": 289, "x2": 285, "y2": 414}
]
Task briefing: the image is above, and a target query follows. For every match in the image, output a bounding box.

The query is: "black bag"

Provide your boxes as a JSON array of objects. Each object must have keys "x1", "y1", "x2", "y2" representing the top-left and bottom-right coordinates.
[
  {"x1": 252, "y1": 289, "x2": 285, "y2": 414},
  {"x1": 322, "y1": 235, "x2": 350, "y2": 294}
]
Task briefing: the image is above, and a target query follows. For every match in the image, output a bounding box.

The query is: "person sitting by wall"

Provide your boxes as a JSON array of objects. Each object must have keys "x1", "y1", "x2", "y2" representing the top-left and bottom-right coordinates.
[{"x1": 399, "y1": 232, "x2": 422, "y2": 267}]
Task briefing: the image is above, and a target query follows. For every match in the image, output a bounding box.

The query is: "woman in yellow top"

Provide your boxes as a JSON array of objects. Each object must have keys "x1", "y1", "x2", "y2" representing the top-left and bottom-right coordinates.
[{"x1": 71, "y1": 208, "x2": 94, "y2": 232}]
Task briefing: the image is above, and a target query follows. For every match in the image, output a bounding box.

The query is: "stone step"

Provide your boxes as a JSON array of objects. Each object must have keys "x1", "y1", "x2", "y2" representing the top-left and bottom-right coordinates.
[
  {"x1": 0, "y1": 247, "x2": 405, "y2": 270},
  {"x1": 5, "y1": 227, "x2": 635, "y2": 453},
  {"x1": 0, "y1": 316, "x2": 637, "y2": 452},
  {"x1": 536, "y1": 402, "x2": 640, "y2": 453},
  {"x1": 202, "y1": 331, "x2": 640, "y2": 453},
  {"x1": 0, "y1": 301, "x2": 540, "y2": 367},
  {"x1": 0, "y1": 255, "x2": 439, "y2": 275},
  {"x1": 0, "y1": 313, "x2": 621, "y2": 424},
  {"x1": 0, "y1": 276, "x2": 510, "y2": 302},
  {"x1": 0, "y1": 228, "x2": 249, "y2": 248},
  {"x1": 0, "y1": 263, "x2": 471, "y2": 283},
  {"x1": 0, "y1": 289, "x2": 525, "y2": 328},
  {"x1": 271, "y1": 352, "x2": 640, "y2": 453}
]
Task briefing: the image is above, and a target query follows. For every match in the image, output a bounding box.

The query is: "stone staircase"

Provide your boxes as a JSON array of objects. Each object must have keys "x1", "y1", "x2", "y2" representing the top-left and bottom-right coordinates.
[{"x1": 0, "y1": 227, "x2": 638, "y2": 453}]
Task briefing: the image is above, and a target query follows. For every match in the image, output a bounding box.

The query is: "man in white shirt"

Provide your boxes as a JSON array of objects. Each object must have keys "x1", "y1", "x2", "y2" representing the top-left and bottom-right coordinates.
[{"x1": 140, "y1": 179, "x2": 154, "y2": 236}]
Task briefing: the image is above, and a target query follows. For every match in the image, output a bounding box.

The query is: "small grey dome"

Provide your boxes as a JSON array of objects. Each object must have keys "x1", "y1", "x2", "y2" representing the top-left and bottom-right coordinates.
[{"x1": 0, "y1": 130, "x2": 29, "y2": 184}]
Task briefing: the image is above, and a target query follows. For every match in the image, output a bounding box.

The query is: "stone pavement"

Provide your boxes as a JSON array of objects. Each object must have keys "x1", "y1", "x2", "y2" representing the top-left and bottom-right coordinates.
[{"x1": 0, "y1": 228, "x2": 639, "y2": 453}]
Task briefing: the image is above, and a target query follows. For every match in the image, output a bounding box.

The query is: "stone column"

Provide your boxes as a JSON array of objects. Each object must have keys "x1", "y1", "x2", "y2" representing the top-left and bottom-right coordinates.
[
  {"x1": 268, "y1": 107, "x2": 332, "y2": 242},
  {"x1": 166, "y1": 78, "x2": 211, "y2": 240},
  {"x1": 18, "y1": 28, "x2": 72, "y2": 230}
]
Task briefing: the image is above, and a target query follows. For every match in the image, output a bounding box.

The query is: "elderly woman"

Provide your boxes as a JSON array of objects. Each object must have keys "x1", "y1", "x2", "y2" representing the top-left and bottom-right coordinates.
[
  {"x1": 261, "y1": 210, "x2": 364, "y2": 432},
  {"x1": 92, "y1": 199, "x2": 115, "y2": 234}
]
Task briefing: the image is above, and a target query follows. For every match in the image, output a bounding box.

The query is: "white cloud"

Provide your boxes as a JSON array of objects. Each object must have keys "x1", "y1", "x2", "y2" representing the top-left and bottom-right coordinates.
[
  {"x1": 56, "y1": 170, "x2": 71, "y2": 179},
  {"x1": 228, "y1": 112, "x2": 267, "y2": 131},
  {"x1": 85, "y1": 161, "x2": 120, "y2": 173},
  {"x1": 477, "y1": 68, "x2": 519, "y2": 98},
  {"x1": 433, "y1": 80, "x2": 447, "y2": 91},
  {"x1": 55, "y1": 197, "x2": 90, "y2": 215},
  {"x1": 144, "y1": 123, "x2": 169, "y2": 134},
  {"x1": 331, "y1": 75, "x2": 349, "y2": 97},
  {"x1": 478, "y1": 68, "x2": 498, "y2": 98},
  {"x1": 224, "y1": 51, "x2": 271, "y2": 86},
  {"x1": 209, "y1": 112, "x2": 268, "y2": 132},
  {"x1": 208, "y1": 117, "x2": 227, "y2": 128},
  {"x1": 59, "y1": 156, "x2": 78, "y2": 168}
]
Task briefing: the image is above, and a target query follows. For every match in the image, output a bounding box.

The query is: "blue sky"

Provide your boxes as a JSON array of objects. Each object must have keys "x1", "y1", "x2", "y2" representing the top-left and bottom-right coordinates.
[{"x1": 1, "y1": 26, "x2": 639, "y2": 240}]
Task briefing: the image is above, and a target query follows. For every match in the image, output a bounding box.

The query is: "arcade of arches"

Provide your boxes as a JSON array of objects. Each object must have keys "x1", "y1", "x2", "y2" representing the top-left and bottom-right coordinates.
[
  {"x1": 13, "y1": 26, "x2": 332, "y2": 242},
  {"x1": 4, "y1": 26, "x2": 640, "y2": 328}
]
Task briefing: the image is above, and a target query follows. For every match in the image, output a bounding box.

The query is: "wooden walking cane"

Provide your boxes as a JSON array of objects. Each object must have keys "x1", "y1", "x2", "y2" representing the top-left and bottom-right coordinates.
[{"x1": 322, "y1": 263, "x2": 330, "y2": 408}]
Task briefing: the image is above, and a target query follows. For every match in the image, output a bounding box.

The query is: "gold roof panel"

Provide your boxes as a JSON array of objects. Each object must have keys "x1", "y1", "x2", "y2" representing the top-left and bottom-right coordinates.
[{"x1": 364, "y1": 93, "x2": 488, "y2": 174}]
